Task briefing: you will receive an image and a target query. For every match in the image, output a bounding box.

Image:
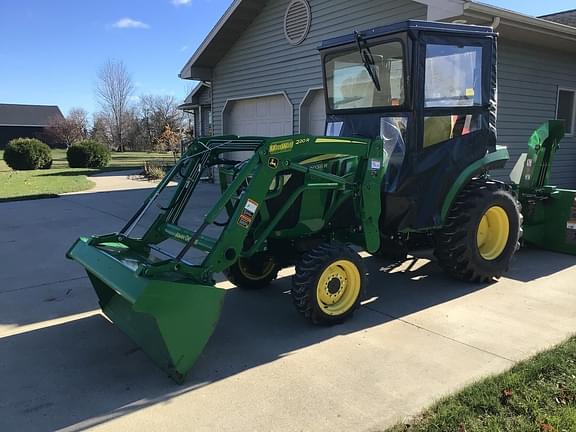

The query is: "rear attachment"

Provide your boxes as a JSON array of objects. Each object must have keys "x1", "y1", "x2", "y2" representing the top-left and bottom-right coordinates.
[{"x1": 514, "y1": 121, "x2": 576, "y2": 255}]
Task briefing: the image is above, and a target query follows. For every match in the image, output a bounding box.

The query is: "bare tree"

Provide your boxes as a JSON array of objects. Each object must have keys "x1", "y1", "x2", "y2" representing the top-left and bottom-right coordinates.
[
  {"x1": 138, "y1": 95, "x2": 184, "y2": 151},
  {"x1": 46, "y1": 107, "x2": 89, "y2": 147},
  {"x1": 95, "y1": 59, "x2": 134, "y2": 152},
  {"x1": 90, "y1": 112, "x2": 112, "y2": 147}
]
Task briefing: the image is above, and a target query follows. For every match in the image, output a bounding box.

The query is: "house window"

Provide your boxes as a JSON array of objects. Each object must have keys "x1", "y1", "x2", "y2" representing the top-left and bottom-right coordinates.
[{"x1": 556, "y1": 89, "x2": 576, "y2": 135}]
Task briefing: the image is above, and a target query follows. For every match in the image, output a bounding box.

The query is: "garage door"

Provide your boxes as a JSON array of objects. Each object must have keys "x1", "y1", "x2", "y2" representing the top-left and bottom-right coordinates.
[
  {"x1": 300, "y1": 89, "x2": 326, "y2": 135},
  {"x1": 224, "y1": 94, "x2": 293, "y2": 137}
]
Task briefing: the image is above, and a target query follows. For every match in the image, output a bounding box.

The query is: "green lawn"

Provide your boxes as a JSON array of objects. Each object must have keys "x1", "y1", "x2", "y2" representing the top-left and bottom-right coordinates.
[
  {"x1": 386, "y1": 336, "x2": 576, "y2": 432},
  {"x1": 0, "y1": 149, "x2": 176, "y2": 201}
]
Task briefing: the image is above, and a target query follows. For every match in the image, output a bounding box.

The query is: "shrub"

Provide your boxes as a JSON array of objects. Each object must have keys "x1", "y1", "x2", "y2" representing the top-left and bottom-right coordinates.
[
  {"x1": 143, "y1": 160, "x2": 167, "y2": 180},
  {"x1": 67, "y1": 140, "x2": 111, "y2": 168},
  {"x1": 3, "y1": 138, "x2": 53, "y2": 170}
]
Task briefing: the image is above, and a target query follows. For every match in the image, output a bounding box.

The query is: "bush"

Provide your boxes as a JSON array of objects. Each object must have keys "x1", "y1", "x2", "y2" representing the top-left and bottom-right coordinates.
[
  {"x1": 66, "y1": 144, "x2": 89, "y2": 168},
  {"x1": 143, "y1": 160, "x2": 167, "y2": 180},
  {"x1": 3, "y1": 138, "x2": 53, "y2": 170},
  {"x1": 67, "y1": 140, "x2": 111, "y2": 168}
]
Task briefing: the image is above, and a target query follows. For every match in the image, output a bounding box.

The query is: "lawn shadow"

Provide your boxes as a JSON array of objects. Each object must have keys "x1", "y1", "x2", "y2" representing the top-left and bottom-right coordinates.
[
  {"x1": 37, "y1": 170, "x2": 97, "y2": 177},
  {"x1": 37, "y1": 168, "x2": 142, "y2": 178},
  {"x1": 0, "y1": 193, "x2": 59, "y2": 203}
]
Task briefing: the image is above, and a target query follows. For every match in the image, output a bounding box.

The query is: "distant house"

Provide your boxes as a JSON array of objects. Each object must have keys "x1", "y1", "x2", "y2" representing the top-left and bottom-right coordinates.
[
  {"x1": 541, "y1": 8, "x2": 576, "y2": 27},
  {"x1": 0, "y1": 103, "x2": 64, "y2": 148},
  {"x1": 179, "y1": 0, "x2": 576, "y2": 188},
  {"x1": 178, "y1": 83, "x2": 212, "y2": 137}
]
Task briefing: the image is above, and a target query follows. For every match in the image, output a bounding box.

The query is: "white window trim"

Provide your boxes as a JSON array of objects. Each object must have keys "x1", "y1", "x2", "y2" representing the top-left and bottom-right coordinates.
[
  {"x1": 298, "y1": 87, "x2": 324, "y2": 134},
  {"x1": 556, "y1": 87, "x2": 576, "y2": 137}
]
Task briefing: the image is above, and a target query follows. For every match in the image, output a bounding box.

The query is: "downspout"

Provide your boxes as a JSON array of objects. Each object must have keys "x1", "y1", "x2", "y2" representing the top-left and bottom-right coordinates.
[
  {"x1": 198, "y1": 104, "x2": 203, "y2": 137},
  {"x1": 491, "y1": 16, "x2": 501, "y2": 30},
  {"x1": 201, "y1": 80, "x2": 213, "y2": 136}
]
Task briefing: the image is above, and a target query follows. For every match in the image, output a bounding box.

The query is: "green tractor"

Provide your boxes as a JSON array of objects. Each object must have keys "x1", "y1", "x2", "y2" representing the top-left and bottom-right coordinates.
[{"x1": 67, "y1": 21, "x2": 576, "y2": 382}]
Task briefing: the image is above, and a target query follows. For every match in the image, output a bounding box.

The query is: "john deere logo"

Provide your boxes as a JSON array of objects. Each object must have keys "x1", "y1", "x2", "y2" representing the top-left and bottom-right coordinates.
[{"x1": 268, "y1": 158, "x2": 279, "y2": 169}]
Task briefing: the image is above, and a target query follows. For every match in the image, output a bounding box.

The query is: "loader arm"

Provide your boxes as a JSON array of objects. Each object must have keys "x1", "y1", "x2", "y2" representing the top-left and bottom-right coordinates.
[{"x1": 67, "y1": 134, "x2": 386, "y2": 382}]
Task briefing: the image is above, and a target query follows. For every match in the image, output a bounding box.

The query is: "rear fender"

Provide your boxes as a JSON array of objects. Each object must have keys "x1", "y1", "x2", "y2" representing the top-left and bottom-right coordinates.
[{"x1": 440, "y1": 146, "x2": 509, "y2": 224}]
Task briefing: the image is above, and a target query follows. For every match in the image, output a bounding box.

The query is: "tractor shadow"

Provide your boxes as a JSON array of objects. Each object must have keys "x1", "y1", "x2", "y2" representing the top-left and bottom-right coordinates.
[
  {"x1": 0, "y1": 254, "x2": 489, "y2": 432},
  {"x1": 504, "y1": 247, "x2": 576, "y2": 282},
  {"x1": 1, "y1": 245, "x2": 574, "y2": 430}
]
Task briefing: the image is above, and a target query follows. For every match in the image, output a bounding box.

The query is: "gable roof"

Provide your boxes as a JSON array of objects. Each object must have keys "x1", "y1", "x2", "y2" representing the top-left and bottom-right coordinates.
[
  {"x1": 540, "y1": 9, "x2": 576, "y2": 27},
  {"x1": 180, "y1": 0, "x2": 576, "y2": 80},
  {"x1": 179, "y1": 0, "x2": 267, "y2": 80},
  {"x1": 0, "y1": 104, "x2": 64, "y2": 127},
  {"x1": 178, "y1": 82, "x2": 211, "y2": 110}
]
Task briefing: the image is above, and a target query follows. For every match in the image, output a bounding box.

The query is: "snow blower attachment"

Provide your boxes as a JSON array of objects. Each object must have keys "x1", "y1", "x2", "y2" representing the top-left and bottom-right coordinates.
[
  {"x1": 67, "y1": 21, "x2": 576, "y2": 382},
  {"x1": 514, "y1": 121, "x2": 576, "y2": 255}
]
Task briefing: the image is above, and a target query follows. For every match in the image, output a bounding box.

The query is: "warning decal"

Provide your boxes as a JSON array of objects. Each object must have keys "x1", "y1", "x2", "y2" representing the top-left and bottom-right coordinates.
[{"x1": 238, "y1": 199, "x2": 259, "y2": 229}]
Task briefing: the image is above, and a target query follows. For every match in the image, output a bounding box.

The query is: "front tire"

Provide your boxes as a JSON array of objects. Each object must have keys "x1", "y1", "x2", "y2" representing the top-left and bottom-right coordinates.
[
  {"x1": 225, "y1": 253, "x2": 279, "y2": 289},
  {"x1": 292, "y1": 242, "x2": 366, "y2": 325},
  {"x1": 435, "y1": 179, "x2": 522, "y2": 283}
]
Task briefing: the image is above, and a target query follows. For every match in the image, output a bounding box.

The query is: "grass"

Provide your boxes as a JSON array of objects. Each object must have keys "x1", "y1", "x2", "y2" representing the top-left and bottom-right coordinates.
[
  {"x1": 386, "y1": 336, "x2": 576, "y2": 432},
  {"x1": 0, "y1": 149, "x2": 176, "y2": 201}
]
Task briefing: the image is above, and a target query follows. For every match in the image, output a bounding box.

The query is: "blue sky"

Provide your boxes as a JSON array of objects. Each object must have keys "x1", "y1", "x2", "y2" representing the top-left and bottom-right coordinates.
[{"x1": 0, "y1": 0, "x2": 573, "y2": 116}]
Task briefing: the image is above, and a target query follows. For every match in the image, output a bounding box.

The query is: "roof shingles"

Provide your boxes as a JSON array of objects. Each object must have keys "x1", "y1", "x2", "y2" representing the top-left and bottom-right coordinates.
[
  {"x1": 0, "y1": 104, "x2": 64, "y2": 127},
  {"x1": 540, "y1": 9, "x2": 576, "y2": 28}
]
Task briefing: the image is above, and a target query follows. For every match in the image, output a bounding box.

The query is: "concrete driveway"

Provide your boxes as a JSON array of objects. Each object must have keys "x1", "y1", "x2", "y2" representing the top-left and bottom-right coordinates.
[{"x1": 1, "y1": 186, "x2": 575, "y2": 432}]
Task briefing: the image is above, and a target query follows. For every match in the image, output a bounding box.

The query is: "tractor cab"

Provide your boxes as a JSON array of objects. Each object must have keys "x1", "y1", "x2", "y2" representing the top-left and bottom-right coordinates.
[{"x1": 319, "y1": 21, "x2": 502, "y2": 229}]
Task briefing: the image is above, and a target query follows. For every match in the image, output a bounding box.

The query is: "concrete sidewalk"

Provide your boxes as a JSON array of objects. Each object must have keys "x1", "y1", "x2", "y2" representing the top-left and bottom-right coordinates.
[
  {"x1": 1, "y1": 186, "x2": 575, "y2": 432},
  {"x1": 65, "y1": 170, "x2": 164, "y2": 195}
]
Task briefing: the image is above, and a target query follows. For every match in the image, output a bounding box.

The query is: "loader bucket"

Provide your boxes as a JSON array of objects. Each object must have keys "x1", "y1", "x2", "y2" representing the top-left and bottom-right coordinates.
[{"x1": 67, "y1": 237, "x2": 226, "y2": 383}]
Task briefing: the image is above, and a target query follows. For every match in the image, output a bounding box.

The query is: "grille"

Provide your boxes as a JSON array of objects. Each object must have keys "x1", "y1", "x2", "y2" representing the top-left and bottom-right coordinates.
[{"x1": 284, "y1": 0, "x2": 311, "y2": 46}]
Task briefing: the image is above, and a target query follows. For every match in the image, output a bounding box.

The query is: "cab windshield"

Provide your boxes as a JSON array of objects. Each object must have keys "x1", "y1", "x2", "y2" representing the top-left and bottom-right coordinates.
[{"x1": 325, "y1": 41, "x2": 405, "y2": 111}]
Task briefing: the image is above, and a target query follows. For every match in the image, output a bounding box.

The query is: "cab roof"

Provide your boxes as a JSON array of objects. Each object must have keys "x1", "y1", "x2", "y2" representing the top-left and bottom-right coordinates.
[{"x1": 319, "y1": 20, "x2": 496, "y2": 50}]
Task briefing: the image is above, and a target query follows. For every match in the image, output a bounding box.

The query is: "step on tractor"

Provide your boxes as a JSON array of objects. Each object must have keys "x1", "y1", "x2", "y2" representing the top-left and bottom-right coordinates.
[{"x1": 67, "y1": 21, "x2": 576, "y2": 382}]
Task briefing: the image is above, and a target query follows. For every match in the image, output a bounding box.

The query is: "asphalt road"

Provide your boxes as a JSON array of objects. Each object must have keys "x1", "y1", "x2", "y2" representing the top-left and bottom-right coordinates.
[{"x1": 1, "y1": 184, "x2": 575, "y2": 432}]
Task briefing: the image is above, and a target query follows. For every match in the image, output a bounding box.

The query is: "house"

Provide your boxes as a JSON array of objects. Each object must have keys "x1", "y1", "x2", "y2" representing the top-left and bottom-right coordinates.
[
  {"x1": 541, "y1": 8, "x2": 576, "y2": 27},
  {"x1": 179, "y1": 0, "x2": 576, "y2": 187},
  {"x1": 178, "y1": 83, "x2": 213, "y2": 137},
  {"x1": 0, "y1": 103, "x2": 64, "y2": 148}
]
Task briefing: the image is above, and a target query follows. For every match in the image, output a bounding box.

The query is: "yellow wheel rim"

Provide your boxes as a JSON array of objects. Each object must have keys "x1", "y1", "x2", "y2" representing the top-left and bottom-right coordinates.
[
  {"x1": 238, "y1": 258, "x2": 275, "y2": 281},
  {"x1": 476, "y1": 206, "x2": 510, "y2": 261},
  {"x1": 316, "y1": 260, "x2": 361, "y2": 316}
]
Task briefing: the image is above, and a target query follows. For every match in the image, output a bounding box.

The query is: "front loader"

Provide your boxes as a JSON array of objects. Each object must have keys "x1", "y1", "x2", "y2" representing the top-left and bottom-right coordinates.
[{"x1": 67, "y1": 21, "x2": 576, "y2": 382}]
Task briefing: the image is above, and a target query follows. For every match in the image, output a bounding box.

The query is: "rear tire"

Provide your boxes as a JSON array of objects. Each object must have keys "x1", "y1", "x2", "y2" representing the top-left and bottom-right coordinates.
[
  {"x1": 225, "y1": 253, "x2": 279, "y2": 289},
  {"x1": 292, "y1": 242, "x2": 366, "y2": 325},
  {"x1": 435, "y1": 179, "x2": 522, "y2": 283}
]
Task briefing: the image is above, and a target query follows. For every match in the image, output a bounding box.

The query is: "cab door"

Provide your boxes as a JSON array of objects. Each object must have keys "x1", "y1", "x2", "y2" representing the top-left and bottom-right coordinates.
[{"x1": 409, "y1": 33, "x2": 496, "y2": 228}]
